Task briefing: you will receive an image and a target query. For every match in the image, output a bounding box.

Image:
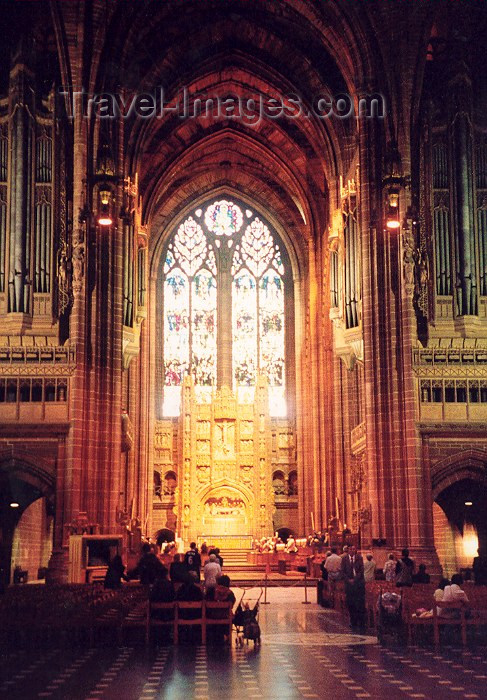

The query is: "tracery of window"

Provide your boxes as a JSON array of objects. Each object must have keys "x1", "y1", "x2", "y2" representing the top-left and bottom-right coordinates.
[{"x1": 162, "y1": 199, "x2": 287, "y2": 417}]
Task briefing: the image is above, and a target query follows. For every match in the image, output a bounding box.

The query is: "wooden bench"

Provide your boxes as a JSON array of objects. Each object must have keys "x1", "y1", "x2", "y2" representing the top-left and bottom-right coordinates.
[
  {"x1": 119, "y1": 599, "x2": 149, "y2": 644},
  {"x1": 146, "y1": 600, "x2": 233, "y2": 646},
  {"x1": 147, "y1": 601, "x2": 177, "y2": 644},
  {"x1": 176, "y1": 601, "x2": 205, "y2": 644},
  {"x1": 405, "y1": 597, "x2": 487, "y2": 647},
  {"x1": 204, "y1": 601, "x2": 233, "y2": 644}
]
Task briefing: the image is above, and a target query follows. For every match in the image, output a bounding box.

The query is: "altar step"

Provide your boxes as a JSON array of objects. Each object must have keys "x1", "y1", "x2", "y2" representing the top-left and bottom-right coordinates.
[
  {"x1": 218, "y1": 548, "x2": 250, "y2": 568},
  {"x1": 214, "y1": 548, "x2": 315, "y2": 587}
]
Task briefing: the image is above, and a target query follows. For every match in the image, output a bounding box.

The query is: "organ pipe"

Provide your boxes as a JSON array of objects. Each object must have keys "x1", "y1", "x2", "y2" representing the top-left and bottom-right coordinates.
[
  {"x1": 330, "y1": 249, "x2": 339, "y2": 308},
  {"x1": 449, "y1": 52, "x2": 477, "y2": 317},
  {"x1": 478, "y1": 208, "x2": 487, "y2": 297},
  {"x1": 344, "y1": 211, "x2": 359, "y2": 328},
  {"x1": 0, "y1": 200, "x2": 6, "y2": 293},
  {"x1": 34, "y1": 201, "x2": 52, "y2": 293},
  {"x1": 8, "y1": 94, "x2": 33, "y2": 313},
  {"x1": 138, "y1": 247, "x2": 146, "y2": 308},
  {"x1": 452, "y1": 110, "x2": 477, "y2": 315},
  {"x1": 123, "y1": 220, "x2": 134, "y2": 327},
  {"x1": 0, "y1": 133, "x2": 7, "y2": 182},
  {"x1": 434, "y1": 207, "x2": 452, "y2": 296},
  {"x1": 36, "y1": 136, "x2": 52, "y2": 183}
]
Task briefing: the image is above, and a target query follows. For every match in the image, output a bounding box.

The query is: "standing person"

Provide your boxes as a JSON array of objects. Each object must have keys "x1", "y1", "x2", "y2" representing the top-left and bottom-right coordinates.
[
  {"x1": 395, "y1": 548, "x2": 414, "y2": 588},
  {"x1": 214, "y1": 547, "x2": 223, "y2": 568},
  {"x1": 131, "y1": 544, "x2": 167, "y2": 585},
  {"x1": 340, "y1": 545, "x2": 366, "y2": 633},
  {"x1": 324, "y1": 547, "x2": 342, "y2": 582},
  {"x1": 184, "y1": 542, "x2": 202, "y2": 581},
  {"x1": 170, "y1": 553, "x2": 192, "y2": 584},
  {"x1": 203, "y1": 553, "x2": 222, "y2": 593},
  {"x1": 473, "y1": 548, "x2": 487, "y2": 585},
  {"x1": 320, "y1": 552, "x2": 331, "y2": 581},
  {"x1": 208, "y1": 547, "x2": 224, "y2": 568},
  {"x1": 104, "y1": 555, "x2": 129, "y2": 590},
  {"x1": 383, "y1": 553, "x2": 396, "y2": 582},
  {"x1": 363, "y1": 553, "x2": 376, "y2": 583}
]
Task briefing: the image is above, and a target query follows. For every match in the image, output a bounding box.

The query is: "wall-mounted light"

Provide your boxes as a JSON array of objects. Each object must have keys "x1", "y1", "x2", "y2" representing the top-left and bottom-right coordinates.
[
  {"x1": 465, "y1": 501, "x2": 473, "y2": 506},
  {"x1": 385, "y1": 188, "x2": 401, "y2": 229},
  {"x1": 97, "y1": 188, "x2": 113, "y2": 226},
  {"x1": 383, "y1": 141, "x2": 406, "y2": 231},
  {"x1": 9, "y1": 502, "x2": 19, "y2": 508}
]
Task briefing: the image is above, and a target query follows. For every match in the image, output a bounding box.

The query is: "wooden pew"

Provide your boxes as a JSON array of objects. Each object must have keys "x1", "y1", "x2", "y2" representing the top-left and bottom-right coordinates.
[
  {"x1": 148, "y1": 601, "x2": 177, "y2": 645},
  {"x1": 176, "y1": 601, "x2": 205, "y2": 644},
  {"x1": 204, "y1": 601, "x2": 233, "y2": 645}
]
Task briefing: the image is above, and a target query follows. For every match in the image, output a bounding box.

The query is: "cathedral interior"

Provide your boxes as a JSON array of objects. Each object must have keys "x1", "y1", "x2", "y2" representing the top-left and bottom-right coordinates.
[{"x1": 0, "y1": 0, "x2": 487, "y2": 589}]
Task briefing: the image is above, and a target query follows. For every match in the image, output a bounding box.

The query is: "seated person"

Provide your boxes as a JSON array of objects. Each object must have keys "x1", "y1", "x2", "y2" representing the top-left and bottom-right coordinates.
[
  {"x1": 413, "y1": 579, "x2": 449, "y2": 618},
  {"x1": 150, "y1": 570, "x2": 175, "y2": 623},
  {"x1": 175, "y1": 579, "x2": 204, "y2": 643},
  {"x1": 285, "y1": 537, "x2": 298, "y2": 554},
  {"x1": 206, "y1": 575, "x2": 236, "y2": 606},
  {"x1": 151, "y1": 570, "x2": 175, "y2": 603},
  {"x1": 206, "y1": 575, "x2": 235, "y2": 644},
  {"x1": 438, "y1": 574, "x2": 469, "y2": 617},
  {"x1": 176, "y1": 580, "x2": 203, "y2": 603},
  {"x1": 412, "y1": 563, "x2": 430, "y2": 584},
  {"x1": 434, "y1": 577, "x2": 450, "y2": 603}
]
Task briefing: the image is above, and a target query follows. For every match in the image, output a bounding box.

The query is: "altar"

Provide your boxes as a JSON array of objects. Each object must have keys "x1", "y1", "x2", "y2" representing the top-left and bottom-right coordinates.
[{"x1": 176, "y1": 376, "x2": 276, "y2": 544}]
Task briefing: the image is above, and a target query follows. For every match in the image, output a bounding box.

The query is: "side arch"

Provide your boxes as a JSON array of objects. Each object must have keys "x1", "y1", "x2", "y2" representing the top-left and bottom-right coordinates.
[{"x1": 431, "y1": 449, "x2": 487, "y2": 501}]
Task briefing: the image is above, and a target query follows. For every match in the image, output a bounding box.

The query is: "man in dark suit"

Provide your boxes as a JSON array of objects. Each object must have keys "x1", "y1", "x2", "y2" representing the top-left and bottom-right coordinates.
[
  {"x1": 473, "y1": 548, "x2": 487, "y2": 585},
  {"x1": 340, "y1": 545, "x2": 366, "y2": 633}
]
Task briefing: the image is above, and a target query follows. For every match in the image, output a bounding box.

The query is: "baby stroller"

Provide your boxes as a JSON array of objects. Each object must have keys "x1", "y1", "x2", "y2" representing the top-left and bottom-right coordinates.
[
  {"x1": 233, "y1": 588, "x2": 262, "y2": 646},
  {"x1": 376, "y1": 590, "x2": 405, "y2": 645}
]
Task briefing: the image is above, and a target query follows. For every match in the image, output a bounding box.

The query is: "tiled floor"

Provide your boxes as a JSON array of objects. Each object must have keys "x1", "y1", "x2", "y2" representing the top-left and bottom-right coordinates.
[{"x1": 1, "y1": 587, "x2": 486, "y2": 699}]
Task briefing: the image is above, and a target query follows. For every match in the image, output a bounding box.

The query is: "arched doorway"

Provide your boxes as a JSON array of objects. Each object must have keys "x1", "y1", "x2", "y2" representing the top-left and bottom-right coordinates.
[
  {"x1": 0, "y1": 462, "x2": 54, "y2": 586},
  {"x1": 433, "y1": 476, "x2": 487, "y2": 578}
]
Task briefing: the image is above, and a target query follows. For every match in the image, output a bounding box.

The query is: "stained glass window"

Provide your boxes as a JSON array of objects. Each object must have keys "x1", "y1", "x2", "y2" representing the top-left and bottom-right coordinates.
[
  {"x1": 259, "y1": 271, "x2": 285, "y2": 415},
  {"x1": 205, "y1": 200, "x2": 243, "y2": 236},
  {"x1": 192, "y1": 269, "x2": 217, "y2": 403},
  {"x1": 163, "y1": 268, "x2": 189, "y2": 416},
  {"x1": 233, "y1": 271, "x2": 258, "y2": 404},
  {"x1": 240, "y1": 219, "x2": 275, "y2": 278},
  {"x1": 162, "y1": 199, "x2": 287, "y2": 417}
]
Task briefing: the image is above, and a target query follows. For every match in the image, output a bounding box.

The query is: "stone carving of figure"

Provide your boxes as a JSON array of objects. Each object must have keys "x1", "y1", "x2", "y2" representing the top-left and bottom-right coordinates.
[
  {"x1": 403, "y1": 229, "x2": 415, "y2": 287},
  {"x1": 57, "y1": 241, "x2": 71, "y2": 312},
  {"x1": 71, "y1": 230, "x2": 85, "y2": 294}
]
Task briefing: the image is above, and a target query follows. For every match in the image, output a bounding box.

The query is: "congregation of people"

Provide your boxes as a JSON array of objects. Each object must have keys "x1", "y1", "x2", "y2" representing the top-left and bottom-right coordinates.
[
  {"x1": 101, "y1": 541, "x2": 235, "y2": 643},
  {"x1": 317, "y1": 544, "x2": 487, "y2": 634},
  {"x1": 104, "y1": 541, "x2": 228, "y2": 594}
]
